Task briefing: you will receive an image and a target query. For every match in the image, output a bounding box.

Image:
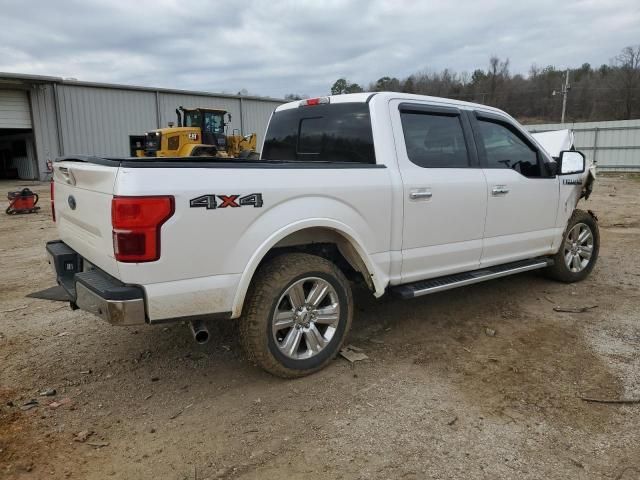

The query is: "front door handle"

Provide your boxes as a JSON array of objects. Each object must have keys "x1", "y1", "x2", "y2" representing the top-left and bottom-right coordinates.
[
  {"x1": 492, "y1": 185, "x2": 510, "y2": 196},
  {"x1": 410, "y1": 189, "x2": 433, "y2": 201}
]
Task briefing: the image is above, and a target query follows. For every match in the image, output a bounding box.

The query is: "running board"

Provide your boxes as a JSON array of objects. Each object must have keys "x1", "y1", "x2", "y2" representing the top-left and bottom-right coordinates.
[{"x1": 391, "y1": 258, "x2": 553, "y2": 300}]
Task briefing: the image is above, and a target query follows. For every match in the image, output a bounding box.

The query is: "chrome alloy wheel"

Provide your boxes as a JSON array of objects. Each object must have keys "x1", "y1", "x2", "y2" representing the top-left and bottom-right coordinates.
[
  {"x1": 272, "y1": 277, "x2": 340, "y2": 360},
  {"x1": 564, "y1": 222, "x2": 594, "y2": 273}
]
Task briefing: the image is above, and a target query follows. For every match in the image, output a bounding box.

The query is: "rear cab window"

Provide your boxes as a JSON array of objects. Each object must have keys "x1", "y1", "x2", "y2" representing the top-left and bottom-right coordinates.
[{"x1": 262, "y1": 103, "x2": 376, "y2": 163}]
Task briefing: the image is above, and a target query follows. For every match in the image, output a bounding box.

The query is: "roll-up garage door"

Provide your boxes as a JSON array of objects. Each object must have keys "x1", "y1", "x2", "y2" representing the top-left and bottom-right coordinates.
[{"x1": 0, "y1": 89, "x2": 31, "y2": 129}]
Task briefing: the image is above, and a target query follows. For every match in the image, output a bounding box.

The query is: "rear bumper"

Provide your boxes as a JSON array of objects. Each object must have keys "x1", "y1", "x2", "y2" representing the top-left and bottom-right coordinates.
[{"x1": 46, "y1": 240, "x2": 146, "y2": 326}]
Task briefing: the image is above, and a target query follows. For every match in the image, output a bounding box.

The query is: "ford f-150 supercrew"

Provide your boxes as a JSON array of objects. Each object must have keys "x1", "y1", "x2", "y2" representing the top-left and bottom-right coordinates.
[{"x1": 46, "y1": 92, "x2": 598, "y2": 377}]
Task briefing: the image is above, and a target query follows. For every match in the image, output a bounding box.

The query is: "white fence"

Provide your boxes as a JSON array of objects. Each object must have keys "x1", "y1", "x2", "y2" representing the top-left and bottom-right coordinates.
[{"x1": 524, "y1": 119, "x2": 640, "y2": 171}]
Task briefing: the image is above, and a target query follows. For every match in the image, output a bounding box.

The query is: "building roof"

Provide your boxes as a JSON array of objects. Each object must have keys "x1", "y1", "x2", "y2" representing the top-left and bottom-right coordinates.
[{"x1": 0, "y1": 71, "x2": 285, "y2": 103}]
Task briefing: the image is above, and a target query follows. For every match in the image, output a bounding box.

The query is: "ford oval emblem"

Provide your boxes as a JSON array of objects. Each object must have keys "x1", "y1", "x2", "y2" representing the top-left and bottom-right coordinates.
[{"x1": 68, "y1": 195, "x2": 77, "y2": 210}]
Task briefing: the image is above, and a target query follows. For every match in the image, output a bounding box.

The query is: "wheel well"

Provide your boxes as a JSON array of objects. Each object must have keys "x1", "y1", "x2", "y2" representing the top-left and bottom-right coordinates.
[{"x1": 258, "y1": 228, "x2": 374, "y2": 290}]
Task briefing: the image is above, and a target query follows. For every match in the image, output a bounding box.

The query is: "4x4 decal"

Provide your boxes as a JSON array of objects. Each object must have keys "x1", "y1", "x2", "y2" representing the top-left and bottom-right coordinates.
[{"x1": 190, "y1": 193, "x2": 263, "y2": 210}]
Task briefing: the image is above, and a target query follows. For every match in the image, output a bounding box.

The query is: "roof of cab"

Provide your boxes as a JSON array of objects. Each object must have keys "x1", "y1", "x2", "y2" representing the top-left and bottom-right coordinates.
[{"x1": 274, "y1": 91, "x2": 507, "y2": 117}]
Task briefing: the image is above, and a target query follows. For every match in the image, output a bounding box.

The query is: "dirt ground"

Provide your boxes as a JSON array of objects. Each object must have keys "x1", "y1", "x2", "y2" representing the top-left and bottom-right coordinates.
[{"x1": 0, "y1": 174, "x2": 639, "y2": 480}]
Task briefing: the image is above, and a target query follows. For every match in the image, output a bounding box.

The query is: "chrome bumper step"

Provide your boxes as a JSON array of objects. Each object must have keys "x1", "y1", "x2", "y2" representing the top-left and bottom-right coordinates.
[{"x1": 391, "y1": 258, "x2": 553, "y2": 300}]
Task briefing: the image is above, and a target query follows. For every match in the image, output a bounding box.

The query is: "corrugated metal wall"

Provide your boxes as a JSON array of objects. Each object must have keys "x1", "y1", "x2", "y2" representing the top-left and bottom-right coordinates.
[
  {"x1": 241, "y1": 99, "x2": 279, "y2": 148},
  {"x1": 30, "y1": 84, "x2": 60, "y2": 177},
  {"x1": 525, "y1": 119, "x2": 640, "y2": 171},
  {"x1": 57, "y1": 85, "x2": 157, "y2": 157}
]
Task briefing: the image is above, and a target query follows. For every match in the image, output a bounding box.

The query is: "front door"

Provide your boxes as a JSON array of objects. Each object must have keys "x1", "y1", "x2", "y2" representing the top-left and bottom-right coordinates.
[
  {"x1": 469, "y1": 112, "x2": 559, "y2": 266},
  {"x1": 390, "y1": 100, "x2": 488, "y2": 284}
]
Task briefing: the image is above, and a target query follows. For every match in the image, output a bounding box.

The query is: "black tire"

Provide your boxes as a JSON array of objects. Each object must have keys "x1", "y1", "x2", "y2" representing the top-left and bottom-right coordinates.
[
  {"x1": 191, "y1": 147, "x2": 217, "y2": 157},
  {"x1": 239, "y1": 253, "x2": 353, "y2": 378},
  {"x1": 545, "y1": 209, "x2": 599, "y2": 283},
  {"x1": 237, "y1": 150, "x2": 259, "y2": 160}
]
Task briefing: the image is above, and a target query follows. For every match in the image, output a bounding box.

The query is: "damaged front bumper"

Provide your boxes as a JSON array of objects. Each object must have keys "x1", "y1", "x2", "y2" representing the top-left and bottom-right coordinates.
[{"x1": 46, "y1": 240, "x2": 146, "y2": 326}]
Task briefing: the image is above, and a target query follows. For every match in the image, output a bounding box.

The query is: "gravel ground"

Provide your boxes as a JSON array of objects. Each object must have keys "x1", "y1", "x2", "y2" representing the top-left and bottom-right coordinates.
[{"x1": 1, "y1": 175, "x2": 639, "y2": 480}]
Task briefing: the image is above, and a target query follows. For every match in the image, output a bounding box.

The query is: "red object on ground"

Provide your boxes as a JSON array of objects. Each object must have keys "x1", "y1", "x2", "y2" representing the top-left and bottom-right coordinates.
[{"x1": 6, "y1": 188, "x2": 40, "y2": 215}]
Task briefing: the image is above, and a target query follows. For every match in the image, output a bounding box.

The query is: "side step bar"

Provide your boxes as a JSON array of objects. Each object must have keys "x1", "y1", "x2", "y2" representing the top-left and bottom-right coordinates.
[{"x1": 391, "y1": 258, "x2": 553, "y2": 300}]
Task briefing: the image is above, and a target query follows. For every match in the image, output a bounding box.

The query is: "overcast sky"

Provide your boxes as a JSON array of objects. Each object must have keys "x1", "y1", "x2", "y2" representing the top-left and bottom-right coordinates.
[{"x1": 1, "y1": 0, "x2": 638, "y2": 98}]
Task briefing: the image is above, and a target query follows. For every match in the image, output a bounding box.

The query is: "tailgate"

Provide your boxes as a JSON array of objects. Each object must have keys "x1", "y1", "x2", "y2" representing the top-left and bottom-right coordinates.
[{"x1": 53, "y1": 161, "x2": 120, "y2": 278}]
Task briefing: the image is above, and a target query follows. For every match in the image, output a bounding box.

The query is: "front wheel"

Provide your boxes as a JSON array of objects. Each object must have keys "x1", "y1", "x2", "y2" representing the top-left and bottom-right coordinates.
[
  {"x1": 240, "y1": 253, "x2": 353, "y2": 378},
  {"x1": 545, "y1": 209, "x2": 599, "y2": 283}
]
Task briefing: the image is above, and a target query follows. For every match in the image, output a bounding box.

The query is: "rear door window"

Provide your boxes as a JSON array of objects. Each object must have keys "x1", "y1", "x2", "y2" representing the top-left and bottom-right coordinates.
[
  {"x1": 262, "y1": 103, "x2": 375, "y2": 163},
  {"x1": 400, "y1": 111, "x2": 470, "y2": 168}
]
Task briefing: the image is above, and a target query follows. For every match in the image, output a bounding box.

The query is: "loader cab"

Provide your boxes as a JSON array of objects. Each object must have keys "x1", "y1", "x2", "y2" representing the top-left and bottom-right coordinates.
[{"x1": 180, "y1": 107, "x2": 229, "y2": 151}]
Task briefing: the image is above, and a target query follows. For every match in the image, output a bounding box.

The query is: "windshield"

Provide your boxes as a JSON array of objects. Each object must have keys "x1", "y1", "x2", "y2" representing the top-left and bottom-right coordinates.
[
  {"x1": 183, "y1": 111, "x2": 201, "y2": 128},
  {"x1": 203, "y1": 112, "x2": 225, "y2": 134}
]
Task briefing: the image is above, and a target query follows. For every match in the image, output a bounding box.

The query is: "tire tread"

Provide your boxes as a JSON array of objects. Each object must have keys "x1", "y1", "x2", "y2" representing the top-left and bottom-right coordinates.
[
  {"x1": 545, "y1": 209, "x2": 599, "y2": 283},
  {"x1": 239, "y1": 253, "x2": 352, "y2": 378}
]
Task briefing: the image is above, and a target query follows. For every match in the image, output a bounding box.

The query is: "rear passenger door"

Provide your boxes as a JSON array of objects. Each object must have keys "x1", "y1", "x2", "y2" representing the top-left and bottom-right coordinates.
[
  {"x1": 390, "y1": 101, "x2": 488, "y2": 283},
  {"x1": 469, "y1": 111, "x2": 559, "y2": 266}
]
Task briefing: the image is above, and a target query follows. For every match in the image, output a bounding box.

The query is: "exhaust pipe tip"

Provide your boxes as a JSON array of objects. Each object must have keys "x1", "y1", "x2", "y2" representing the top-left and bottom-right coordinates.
[{"x1": 189, "y1": 320, "x2": 210, "y2": 344}]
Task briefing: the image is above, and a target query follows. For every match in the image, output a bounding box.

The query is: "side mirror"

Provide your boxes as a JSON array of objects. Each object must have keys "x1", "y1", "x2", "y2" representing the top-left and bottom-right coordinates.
[
  {"x1": 558, "y1": 150, "x2": 585, "y2": 175},
  {"x1": 226, "y1": 113, "x2": 232, "y2": 124}
]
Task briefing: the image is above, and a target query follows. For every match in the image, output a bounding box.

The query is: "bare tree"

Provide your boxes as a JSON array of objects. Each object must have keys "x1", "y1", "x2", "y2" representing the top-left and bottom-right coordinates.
[
  {"x1": 326, "y1": 45, "x2": 640, "y2": 123},
  {"x1": 488, "y1": 56, "x2": 510, "y2": 106},
  {"x1": 614, "y1": 45, "x2": 640, "y2": 119}
]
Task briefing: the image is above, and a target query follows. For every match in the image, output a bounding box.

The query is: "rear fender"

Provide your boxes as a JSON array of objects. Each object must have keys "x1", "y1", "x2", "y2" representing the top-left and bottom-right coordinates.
[{"x1": 230, "y1": 219, "x2": 386, "y2": 318}]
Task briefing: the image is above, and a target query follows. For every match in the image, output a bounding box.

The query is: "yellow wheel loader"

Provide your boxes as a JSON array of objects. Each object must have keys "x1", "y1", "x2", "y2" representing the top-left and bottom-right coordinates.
[{"x1": 135, "y1": 107, "x2": 258, "y2": 158}]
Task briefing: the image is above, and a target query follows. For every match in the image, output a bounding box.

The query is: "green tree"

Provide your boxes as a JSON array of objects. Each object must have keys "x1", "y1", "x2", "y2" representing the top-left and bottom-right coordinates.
[
  {"x1": 374, "y1": 76, "x2": 400, "y2": 91},
  {"x1": 402, "y1": 75, "x2": 416, "y2": 93},
  {"x1": 284, "y1": 93, "x2": 308, "y2": 101},
  {"x1": 471, "y1": 69, "x2": 486, "y2": 84},
  {"x1": 331, "y1": 78, "x2": 348, "y2": 95},
  {"x1": 331, "y1": 78, "x2": 364, "y2": 95}
]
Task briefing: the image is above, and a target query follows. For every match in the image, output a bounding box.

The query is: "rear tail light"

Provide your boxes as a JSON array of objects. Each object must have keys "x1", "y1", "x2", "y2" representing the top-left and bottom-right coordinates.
[
  {"x1": 50, "y1": 180, "x2": 55, "y2": 222},
  {"x1": 299, "y1": 97, "x2": 330, "y2": 107},
  {"x1": 111, "y1": 196, "x2": 174, "y2": 262}
]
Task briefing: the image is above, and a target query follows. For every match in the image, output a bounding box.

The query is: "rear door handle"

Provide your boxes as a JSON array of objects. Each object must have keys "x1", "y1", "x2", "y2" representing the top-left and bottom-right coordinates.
[
  {"x1": 491, "y1": 185, "x2": 509, "y2": 196},
  {"x1": 409, "y1": 189, "x2": 433, "y2": 201}
]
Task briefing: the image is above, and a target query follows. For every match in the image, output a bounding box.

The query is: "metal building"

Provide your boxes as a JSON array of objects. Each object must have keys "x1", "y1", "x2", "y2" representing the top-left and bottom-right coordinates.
[
  {"x1": 525, "y1": 119, "x2": 640, "y2": 171},
  {"x1": 0, "y1": 72, "x2": 284, "y2": 180}
]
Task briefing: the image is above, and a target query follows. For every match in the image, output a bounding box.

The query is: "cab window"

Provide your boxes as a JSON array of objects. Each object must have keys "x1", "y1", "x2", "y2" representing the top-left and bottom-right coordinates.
[
  {"x1": 476, "y1": 119, "x2": 544, "y2": 177},
  {"x1": 203, "y1": 112, "x2": 224, "y2": 134},
  {"x1": 400, "y1": 112, "x2": 469, "y2": 168},
  {"x1": 184, "y1": 111, "x2": 201, "y2": 128},
  {"x1": 262, "y1": 103, "x2": 375, "y2": 163}
]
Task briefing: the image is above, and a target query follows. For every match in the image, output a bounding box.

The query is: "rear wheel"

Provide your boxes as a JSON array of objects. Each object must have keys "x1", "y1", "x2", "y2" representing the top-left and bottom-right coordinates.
[
  {"x1": 240, "y1": 253, "x2": 353, "y2": 378},
  {"x1": 546, "y1": 209, "x2": 599, "y2": 283}
]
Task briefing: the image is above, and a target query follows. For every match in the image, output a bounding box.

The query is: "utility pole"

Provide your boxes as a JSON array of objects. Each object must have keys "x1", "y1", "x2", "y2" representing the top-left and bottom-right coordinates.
[
  {"x1": 561, "y1": 69, "x2": 570, "y2": 123},
  {"x1": 556, "y1": 69, "x2": 570, "y2": 123}
]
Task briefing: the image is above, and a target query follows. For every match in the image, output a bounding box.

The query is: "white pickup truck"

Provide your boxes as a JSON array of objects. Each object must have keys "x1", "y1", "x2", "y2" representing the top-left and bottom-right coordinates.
[{"x1": 47, "y1": 92, "x2": 597, "y2": 377}]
